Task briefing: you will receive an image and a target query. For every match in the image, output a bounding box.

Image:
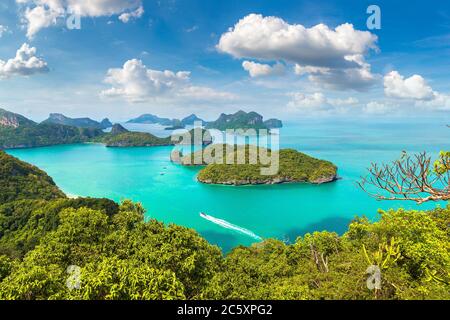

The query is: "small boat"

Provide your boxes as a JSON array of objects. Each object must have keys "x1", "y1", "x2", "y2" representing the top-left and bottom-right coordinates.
[{"x1": 199, "y1": 212, "x2": 207, "y2": 218}]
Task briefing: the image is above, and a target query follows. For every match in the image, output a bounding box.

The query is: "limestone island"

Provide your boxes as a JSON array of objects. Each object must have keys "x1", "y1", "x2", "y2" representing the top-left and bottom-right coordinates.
[
  {"x1": 172, "y1": 144, "x2": 338, "y2": 185},
  {"x1": 97, "y1": 124, "x2": 173, "y2": 147}
]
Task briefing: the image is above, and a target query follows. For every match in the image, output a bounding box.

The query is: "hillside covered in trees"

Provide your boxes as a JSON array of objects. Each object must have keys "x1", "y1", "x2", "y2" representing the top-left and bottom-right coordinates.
[
  {"x1": 0, "y1": 151, "x2": 448, "y2": 300},
  {"x1": 0, "y1": 109, "x2": 104, "y2": 149},
  {"x1": 177, "y1": 145, "x2": 337, "y2": 185}
]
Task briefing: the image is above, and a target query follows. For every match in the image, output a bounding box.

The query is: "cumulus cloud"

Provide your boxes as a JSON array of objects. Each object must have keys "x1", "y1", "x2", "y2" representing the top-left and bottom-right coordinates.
[
  {"x1": 384, "y1": 71, "x2": 435, "y2": 100},
  {"x1": 382, "y1": 70, "x2": 450, "y2": 111},
  {"x1": 16, "y1": 0, "x2": 144, "y2": 38},
  {"x1": 415, "y1": 93, "x2": 450, "y2": 110},
  {"x1": 217, "y1": 14, "x2": 377, "y2": 68},
  {"x1": 0, "y1": 43, "x2": 49, "y2": 78},
  {"x1": 101, "y1": 59, "x2": 236, "y2": 103},
  {"x1": 306, "y1": 54, "x2": 378, "y2": 91},
  {"x1": 287, "y1": 92, "x2": 358, "y2": 112},
  {"x1": 101, "y1": 59, "x2": 189, "y2": 102},
  {"x1": 242, "y1": 61, "x2": 285, "y2": 77},
  {"x1": 217, "y1": 14, "x2": 378, "y2": 90},
  {"x1": 288, "y1": 92, "x2": 329, "y2": 110}
]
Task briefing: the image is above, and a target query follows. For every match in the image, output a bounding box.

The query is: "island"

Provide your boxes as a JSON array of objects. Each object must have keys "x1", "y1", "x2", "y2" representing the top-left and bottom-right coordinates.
[
  {"x1": 206, "y1": 110, "x2": 282, "y2": 131},
  {"x1": 0, "y1": 108, "x2": 104, "y2": 149},
  {"x1": 0, "y1": 150, "x2": 65, "y2": 203},
  {"x1": 127, "y1": 113, "x2": 205, "y2": 130},
  {"x1": 42, "y1": 113, "x2": 112, "y2": 129},
  {"x1": 181, "y1": 114, "x2": 204, "y2": 126},
  {"x1": 175, "y1": 144, "x2": 337, "y2": 185},
  {"x1": 95, "y1": 124, "x2": 173, "y2": 147},
  {"x1": 264, "y1": 118, "x2": 283, "y2": 129}
]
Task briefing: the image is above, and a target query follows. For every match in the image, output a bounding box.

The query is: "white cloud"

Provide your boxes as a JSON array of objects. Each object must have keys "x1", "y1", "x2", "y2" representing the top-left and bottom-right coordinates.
[
  {"x1": 0, "y1": 43, "x2": 49, "y2": 78},
  {"x1": 415, "y1": 93, "x2": 450, "y2": 110},
  {"x1": 384, "y1": 71, "x2": 435, "y2": 100},
  {"x1": 328, "y1": 97, "x2": 359, "y2": 106},
  {"x1": 177, "y1": 86, "x2": 237, "y2": 101},
  {"x1": 363, "y1": 101, "x2": 392, "y2": 114},
  {"x1": 287, "y1": 92, "x2": 358, "y2": 112},
  {"x1": 307, "y1": 54, "x2": 378, "y2": 91},
  {"x1": 17, "y1": 0, "x2": 144, "y2": 38},
  {"x1": 382, "y1": 70, "x2": 450, "y2": 111},
  {"x1": 118, "y1": 5, "x2": 144, "y2": 23},
  {"x1": 185, "y1": 25, "x2": 199, "y2": 33},
  {"x1": 242, "y1": 61, "x2": 285, "y2": 77},
  {"x1": 294, "y1": 64, "x2": 329, "y2": 76},
  {"x1": 101, "y1": 59, "x2": 236, "y2": 103},
  {"x1": 0, "y1": 25, "x2": 9, "y2": 37},
  {"x1": 217, "y1": 14, "x2": 377, "y2": 68},
  {"x1": 101, "y1": 59, "x2": 189, "y2": 102},
  {"x1": 217, "y1": 14, "x2": 378, "y2": 91},
  {"x1": 288, "y1": 92, "x2": 329, "y2": 110}
]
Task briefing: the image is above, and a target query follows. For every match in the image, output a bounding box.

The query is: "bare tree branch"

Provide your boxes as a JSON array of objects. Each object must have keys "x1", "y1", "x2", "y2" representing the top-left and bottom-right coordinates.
[{"x1": 358, "y1": 151, "x2": 450, "y2": 204}]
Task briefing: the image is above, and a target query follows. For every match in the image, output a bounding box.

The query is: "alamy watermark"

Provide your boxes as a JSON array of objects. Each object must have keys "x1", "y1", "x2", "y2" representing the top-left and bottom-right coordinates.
[
  {"x1": 66, "y1": 265, "x2": 81, "y2": 290},
  {"x1": 367, "y1": 5, "x2": 381, "y2": 30},
  {"x1": 66, "y1": 11, "x2": 81, "y2": 30},
  {"x1": 366, "y1": 265, "x2": 382, "y2": 290}
]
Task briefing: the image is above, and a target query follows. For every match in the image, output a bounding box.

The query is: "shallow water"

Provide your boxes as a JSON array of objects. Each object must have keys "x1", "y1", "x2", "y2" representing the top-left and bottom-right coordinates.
[{"x1": 7, "y1": 118, "x2": 450, "y2": 252}]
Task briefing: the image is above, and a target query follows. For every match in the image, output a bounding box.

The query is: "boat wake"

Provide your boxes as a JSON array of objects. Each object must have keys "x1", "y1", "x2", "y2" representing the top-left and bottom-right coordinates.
[{"x1": 200, "y1": 212, "x2": 262, "y2": 241}]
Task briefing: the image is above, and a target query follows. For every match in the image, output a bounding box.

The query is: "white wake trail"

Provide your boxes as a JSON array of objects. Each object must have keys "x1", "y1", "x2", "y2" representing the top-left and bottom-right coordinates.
[{"x1": 200, "y1": 212, "x2": 262, "y2": 241}]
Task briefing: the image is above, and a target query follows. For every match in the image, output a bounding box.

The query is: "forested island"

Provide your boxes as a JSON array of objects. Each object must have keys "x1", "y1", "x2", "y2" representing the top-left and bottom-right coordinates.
[
  {"x1": 0, "y1": 109, "x2": 173, "y2": 149},
  {"x1": 0, "y1": 108, "x2": 281, "y2": 150},
  {"x1": 0, "y1": 150, "x2": 448, "y2": 299},
  {"x1": 127, "y1": 111, "x2": 283, "y2": 130},
  {"x1": 95, "y1": 124, "x2": 173, "y2": 147},
  {"x1": 42, "y1": 113, "x2": 112, "y2": 130},
  {"x1": 206, "y1": 110, "x2": 283, "y2": 130},
  {"x1": 0, "y1": 109, "x2": 105, "y2": 149},
  {"x1": 175, "y1": 144, "x2": 337, "y2": 185}
]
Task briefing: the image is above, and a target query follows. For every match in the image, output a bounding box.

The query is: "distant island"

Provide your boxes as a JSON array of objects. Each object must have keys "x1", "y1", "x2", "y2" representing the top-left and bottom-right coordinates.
[
  {"x1": 0, "y1": 108, "x2": 282, "y2": 150},
  {"x1": 95, "y1": 124, "x2": 173, "y2": 147},
  {"x1": 0, "y1": 109, "x2": 172, "y2": 149},
  {"x1": 206, "y1": 110, "x2": 283, "y2": 131},
  {"x1": 126, "y1": 113, "x2": 206, "y2": 130},
  {"x1": 127, "y1": 111, "x2": 283, "y2": 131},
  {"x1": 0, "y1": 108, "x2": 104, "y2": 149},
  {"x1": 43, "y1": 113, "x2": 112, "y2": 130},
  {"x1": 181, "y1": 114, "x2": 204, "y2": 126},
  {"x1": 174, "y1": 144, "x2": 337, "y2": 185},
  {"x1": 126, "y1": 114, "x2": 175, "y2": 126}
]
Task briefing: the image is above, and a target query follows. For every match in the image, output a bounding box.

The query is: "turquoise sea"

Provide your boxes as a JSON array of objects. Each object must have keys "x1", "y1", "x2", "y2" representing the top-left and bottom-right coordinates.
[{"x1": 7, "y1": 118, "x2": 450, "y2": 252}]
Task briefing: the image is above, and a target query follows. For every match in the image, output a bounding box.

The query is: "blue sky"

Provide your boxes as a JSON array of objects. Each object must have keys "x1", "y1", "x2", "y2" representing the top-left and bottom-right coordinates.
[{"x1": 0, "y1": 0, "x2": 449, "y2": 122}]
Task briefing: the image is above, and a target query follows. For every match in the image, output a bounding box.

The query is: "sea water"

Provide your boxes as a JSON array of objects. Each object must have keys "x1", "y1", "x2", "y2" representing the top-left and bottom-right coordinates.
[{"x1": 7, "y1": 118, "x2": 450, "y2": 252}]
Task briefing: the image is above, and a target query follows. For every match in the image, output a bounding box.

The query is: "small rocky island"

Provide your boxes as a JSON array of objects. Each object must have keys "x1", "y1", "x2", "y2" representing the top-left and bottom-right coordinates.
[
  {"x1": 175, "y1": 144, "x2": 337, "y2": 185},
  {"x1": 97, "y1": 124, "x2": 173, "y2": 147}
]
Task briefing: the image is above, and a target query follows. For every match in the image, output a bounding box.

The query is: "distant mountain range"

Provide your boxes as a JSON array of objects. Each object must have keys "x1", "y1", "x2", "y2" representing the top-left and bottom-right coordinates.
[
  {"x1": 0, "y1": 108, "x2": 283, "y2": 149},
  {"x1": 0, "y1": 109, "x2": 174, "y2": 149},
  {"x1": 127, "y1": 113, "x2": 205, "y2": 129},
  {"x1": 0, "y1": 109, "x2": 104, "y2": 149},
  {"x1": 127, "y1": 111, "x2": 282, "y2": 130},
  {"x1": 42, "y1": 113, "x2": 112, "y2": 130}
]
